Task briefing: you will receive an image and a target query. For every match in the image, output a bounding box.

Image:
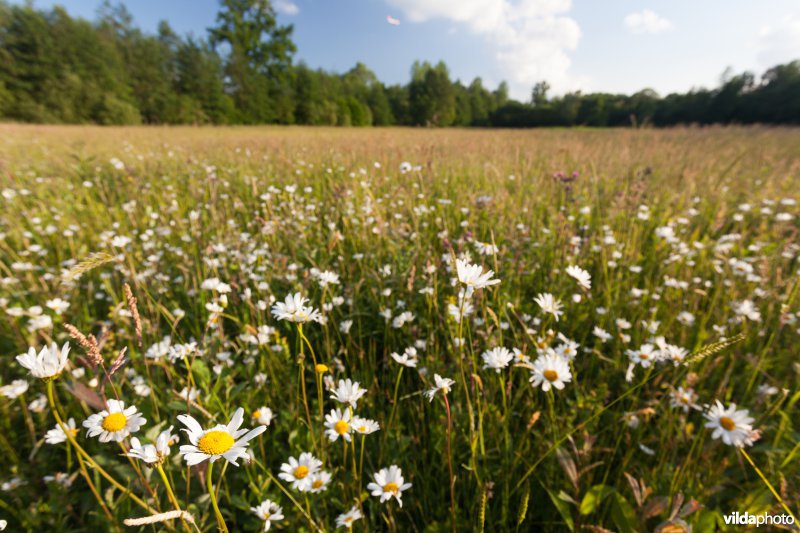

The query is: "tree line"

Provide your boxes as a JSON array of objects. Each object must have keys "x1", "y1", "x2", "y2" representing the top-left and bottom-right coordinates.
[{"x1": 0, "y1": 0, "x2": 798, "y2": 127}]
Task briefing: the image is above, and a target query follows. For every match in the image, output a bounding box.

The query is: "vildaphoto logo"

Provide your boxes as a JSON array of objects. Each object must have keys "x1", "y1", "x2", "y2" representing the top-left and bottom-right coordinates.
[{"x1": 723, "y1": 512, "x2": 796, "y2": 528}]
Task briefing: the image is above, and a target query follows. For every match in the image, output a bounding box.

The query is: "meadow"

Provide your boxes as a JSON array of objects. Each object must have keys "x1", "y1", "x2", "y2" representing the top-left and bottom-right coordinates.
[{"x1": 0, "y1": 124, "x2": 799, "y2": 531}]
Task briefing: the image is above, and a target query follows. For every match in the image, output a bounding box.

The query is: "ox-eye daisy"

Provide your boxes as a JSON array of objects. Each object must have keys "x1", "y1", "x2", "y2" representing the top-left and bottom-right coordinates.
[
  {"x1": 324, "y1": 408, "x2": 353, "y2": 442},
  {"x1": 352, "y1": 416, "x2": 380, "y2": 435},
  {"x1": 455, "y1": 259, "x2": 500, "y2": 296},
  {"x1": 367, "y1": 465, "x2": 412, "y2": 507},
  {"x1": 45, "y1": 417, "x2": 78, "y2": 444},
  {"x1": 177, "y1": 407, "x2": 266, "y2": 466},
  {"x1": 251, "y1": 499, "x2": 284, "y2": 531},
  {"x1": 271, "y1": 292, "x2": 321, "y2": 323},
  {"x1": 336, "y1": 506, "x2": 363, "y2": 528},
  {"x1": 16, "y1": 342, "x2": 71, "y2": 380},
  {"x1": 481, "y1": 347, "x2": 514, "y2": 373},
  {"x1": 127, "y1": 426, "x2": 176, "y2": 465},
  {"x1": 704, "y1": 400, "x2": 756, "y2": 447},
  {"x1": 330, "y1": 379, "x2": 367, "y2": 409},
  {"x1": 529, "y1": 352, "x2": 572, "y2": 392},
  {"x1": 279, "y1": 452, "x2": 323, "y2": 491},
  {"x1": 83, "y1": 399, "x2": 146, "y2": 442},
  {"x1": 566, "y1": 265, "x2": 591, "y2": 290},
  {"x1": 534, "y1": 293, "x2": 563, "y2": 321},
  {"x1": 425, "y1": 374, "x2": 455, "y2": 402}
]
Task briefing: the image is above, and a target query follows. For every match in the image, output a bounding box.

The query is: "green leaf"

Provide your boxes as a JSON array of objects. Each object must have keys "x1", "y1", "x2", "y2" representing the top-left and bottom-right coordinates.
[
  {"x1": 580, "y1": 484, "x2": 615, "y2": 515},
  {"x1": 544, "y1": 485, "x2": 575, "y2": 531}
]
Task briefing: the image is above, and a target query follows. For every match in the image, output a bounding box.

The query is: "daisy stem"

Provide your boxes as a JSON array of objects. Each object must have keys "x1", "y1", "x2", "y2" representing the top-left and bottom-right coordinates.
[
  {"x1": 386, "y1": 366, "x2": 404, "y2": 435},
  {"x1": 46, "y1": 380, "x2": 157, "y2": 514},
  {"x1": 18, "y1": 394, "x2": 36, "y2": 449},
  {"x1": 157, "y1": 464, "x2": 193, "y2": 533},
  {"x1": 443, "y1": 393, "x2": 457, "y2": 533},
  {"x1": 73, "y1": 442, "x2": 115, "y2": 521},
  {"x1": 739, "y1": 448, "x2": 798, "y2": 521},
  {"x1": 206, "y1": 460, "x2": 229, "y2": 533},
  {"x1": 266, "y1": 471, "x2": 319, "y2": 531}
]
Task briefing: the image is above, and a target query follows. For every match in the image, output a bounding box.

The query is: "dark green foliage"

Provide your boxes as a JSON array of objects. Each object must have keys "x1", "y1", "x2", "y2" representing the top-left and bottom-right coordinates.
[{"x1": 0, "y1": 0, "x2": 798, "y2": 126}]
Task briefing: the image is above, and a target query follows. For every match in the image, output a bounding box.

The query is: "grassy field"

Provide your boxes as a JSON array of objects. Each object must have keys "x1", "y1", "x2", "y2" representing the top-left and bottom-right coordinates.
[{"x1": 1, "y1": 124, "x2": 799, "y2": 532}]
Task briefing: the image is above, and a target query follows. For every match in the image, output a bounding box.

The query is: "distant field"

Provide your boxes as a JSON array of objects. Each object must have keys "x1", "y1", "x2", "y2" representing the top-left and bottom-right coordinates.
[{"x1": 0, "y1": 125, "x2": 799, "y2": 531}]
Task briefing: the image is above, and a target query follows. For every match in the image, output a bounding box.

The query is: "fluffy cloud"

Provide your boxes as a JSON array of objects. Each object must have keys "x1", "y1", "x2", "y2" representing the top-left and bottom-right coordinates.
[
  {"x1": 274, "y1": 0, "x2": 299, "y2": 15},
  {"x1": 624, "y1": 10, "x2": 672, "y2": 35},
  {"x1": 756, "y1": 16, "x2": 800, "y2": 68},
  {"x1": 385, "y1": 0, "x2": 582, "y2": 97}
]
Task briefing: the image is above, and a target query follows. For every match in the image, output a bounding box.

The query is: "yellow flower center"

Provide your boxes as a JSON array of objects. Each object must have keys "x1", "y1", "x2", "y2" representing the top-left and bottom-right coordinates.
[
  {"x1": 543, "y1": 369, "x2": 559, "y2": 382},
  {"x1": 640, "y1": 353, "x2": 649, "y2": 359},
  {"x1": 720, "y1": 417, "x2": 736, "y2": 431},
  {"x1": 252, "y1": 410, "x2": 260, "y2": 419},
  {"x1": 312, "y1": 479, "x2": 324, "y2": 489},
  {"x1": 67, "y1": 428, "x2": 79, "y2": 437},
  {"x1": 102, "y1": 412, "x2": 127, "y2": 432},
  {"x1": 358, "y1": 425, "x2": 367, "y2": 432},
  {"x1": 293, "y1": 465, "x2": 309, "y2": 479},
  {"x1": 197, "y1": 430, "x2": 234, "y2": 455},
  {"x1": 334, "y1": 420, "x2": 349, "y2": 435},
  {"x1": 383, "y1": 482, "x2": 399, "y2": 494},
  {"x1": 316, "y1": 364, "x2": 329, "y2": 373}
]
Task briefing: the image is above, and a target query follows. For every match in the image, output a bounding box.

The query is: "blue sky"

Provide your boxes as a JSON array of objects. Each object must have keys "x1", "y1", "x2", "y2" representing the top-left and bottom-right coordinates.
[{"x1": 14, "y1": 0, "x2": 800, "y2": 100}]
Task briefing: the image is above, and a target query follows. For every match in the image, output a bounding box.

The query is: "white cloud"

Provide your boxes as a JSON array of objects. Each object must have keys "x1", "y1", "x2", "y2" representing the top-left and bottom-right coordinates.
[
  {"x1": 624, "y1": 10, "x2": 672, "y2": 35},
  {"x1": 274, "y1": 0, "x2": 299, "y2": 16},
  {"x1": 384, "y1": 0, "x2": 583, "y2": 98},
  {"x1": 756, "y1": 16, "x2": 800, "y2": 68}
]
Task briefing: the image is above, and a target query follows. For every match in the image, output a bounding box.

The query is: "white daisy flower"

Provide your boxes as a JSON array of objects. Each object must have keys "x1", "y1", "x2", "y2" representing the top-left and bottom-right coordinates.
[
  {"x1": 271, "y1": 292, "x2": 321, "y2": 324},
  {"x1": 307, "y1": 471, "x2": 332, "y2": 493},
  {"x1": 324, "y1": 408, "x2": 352, "y2": 442},
  {"x1": 45, "y1": 417, "x2": 78, "y2": 444},
  {"x1": 0, "y1": 379, "x2": 28, "y2": 399},
  {"x1": 529, "y1": 352, "x2": 572, "y2": 392},
  {"x1": 251, "y1": 499, "x2": 284, "y2": 531},
  {"x1": 83, "y1": 399, "x2": 146, "y2": 443},
  {"x1": 390, "y1": 347, "x2": 419, "y2": 367},
  {"x1": 16, "y1": 342, "x2": 71, "y2": 380},
  {"x1": 177, "y1": 407, "x2": 266, "y2": 466},
  {"x1": 566, "y1": 265, "x2": 591, "y2": 290},
  {"x1": 670, "y1": 387, "x2": 700, "y2": 413},
  {"x1": 626, "y1": 344, "x2": 658, "y2": 368},
  {"x1": 534, "y1": 293, "x2": 563, "y2": 321},
  {"x1": 330, "y1": 379, "x2": 367, "y2": 409},
  {"x1": 252, "y1": 406, "x2": 273, "y2": 426},
  {"x1": 704, "y1": 400, "x2": 756, "y2": 447},
  {"x1": 127, "y1": 426, "x2": 176, "y2": 465},
  {"x1": 367, "y1": 465, "x2": 412, "y2": 507},
  {"x1": 425, "y1": 374, "x2": 455, "y2": 402},
  {"x1": 455, "y1": 259, "x2": 500, "y2": 296},
  {"x1": 278, "y1": 452, "x2": 323, "y2": 491},
  {"x1": 351, "y1": 416, "x2": 380, "y2": 435},
  {"x1": 481, "y1": 347, "x2": 514, "y2": 373},
  {"x1": 335, "y1": 505, "x2": 363, "y2": 528}
]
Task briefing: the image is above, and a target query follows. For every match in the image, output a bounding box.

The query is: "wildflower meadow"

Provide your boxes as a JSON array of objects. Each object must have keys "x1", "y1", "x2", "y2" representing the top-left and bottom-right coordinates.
[{"x1": 0, "y1": 125, "x2": 799, "y2": 531}]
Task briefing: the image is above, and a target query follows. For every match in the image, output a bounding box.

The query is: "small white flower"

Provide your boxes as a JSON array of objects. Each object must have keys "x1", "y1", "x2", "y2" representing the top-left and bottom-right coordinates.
[
  {"x1": 324, "y1": 408, "x2": 353, "y2": 442},
  {"x1": 335, "y1": 505, "x2": 364, "y2": 528},
  {"x1": 425, "y1": 374, "x2": 455, "y2": 402},
  {"x1": 177, "y1": 408, "x2": 266, "y2": 466},
  {"x1": 330, "y1": 379, "x2": 367, "y2": 409},
  {"x1": 127, "y1": 426, "x2": 176, "y2": 464},
  {"x1": 83, "y1": 399, "x2": 146, "y2": 443},
  {"x1": 534, "y1": 293, "x2": 563, "y2": 321},
  {"x1": 278, "y1": 452, "x2": 323, "y2": 491},
  {"x1": 251, "y1": 499, "x2": 284, "y2": 531},
  {"x1": 271, "y1": 293, "x2": 322, "y2": 324},
  {"x1": 0, "y1": 379, "x2": 28, "y2": 399},
  {"x1": 367, "y1": 465, "x2": 412, "y2": 507},
  {"x1": 45, "y1": 418, "x2": 78, "y2": 444},
  {"x1": 566, "y1": 265, "x2": 591, "y2": 290},
  {"x1": 455, "y1": 259, "x2": 500, "y2": 296},
  {"x1": 481, "y1": 347, "x2": 514, "y2": 373},
  {"x1": 529, "y1": 352, "x2": 572, "y2": 392},
  {"x1": 16, "y1": 342, "x2": 71, "y2": 380},
  {"x1": 704, "y1": 400, "x2": 756, "y2": 447}
]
